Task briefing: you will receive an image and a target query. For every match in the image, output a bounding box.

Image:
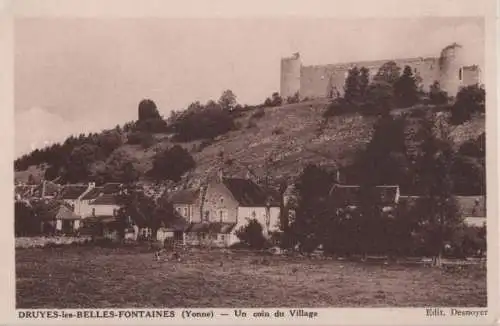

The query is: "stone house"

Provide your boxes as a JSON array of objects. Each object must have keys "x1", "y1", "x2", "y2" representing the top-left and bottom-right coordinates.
[{"x1": 184, "y1": 176, "x2": 281, "y2": 247}]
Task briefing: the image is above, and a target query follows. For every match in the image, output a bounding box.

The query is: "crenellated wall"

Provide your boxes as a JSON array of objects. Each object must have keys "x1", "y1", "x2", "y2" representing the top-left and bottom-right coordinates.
[{"x1": 280, "y1": 44, "x2": 481, "y2": 101}]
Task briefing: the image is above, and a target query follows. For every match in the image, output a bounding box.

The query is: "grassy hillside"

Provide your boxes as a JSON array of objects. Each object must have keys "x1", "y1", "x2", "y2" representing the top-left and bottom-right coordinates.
[{"x1": 15, "y1": 99, "x2": 485, "y2": 187}]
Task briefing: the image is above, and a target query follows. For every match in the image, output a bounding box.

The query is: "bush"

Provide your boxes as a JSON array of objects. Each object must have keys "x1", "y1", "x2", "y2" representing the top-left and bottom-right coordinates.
[
  {"x1": 235, "y1": 219, "x2": 268, "y2": 250},
  {"x1": 272, "y1": 127, "x2": 284, "y2": 135},
  {"x1": 323, "y1": 99, "x2": 350, "y2": 117},
  {"x1": 251, "y1": 108, "x2": 266, "y2": 119},
  {"x1": 171, "y1": 106, "x2": 236, "y2": 142},
  {"x1": 247, "y1": 120, "x2": 258, "y2": 129},
  {"x1": 127, "y1": 131, "x2": 156, "y2": 149}
]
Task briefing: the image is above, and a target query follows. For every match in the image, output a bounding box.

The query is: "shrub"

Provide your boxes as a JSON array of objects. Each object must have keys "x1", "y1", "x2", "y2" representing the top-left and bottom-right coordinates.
[
  {"x1": 272, "y1": 127, "x2": 284, "y2": 135},
  {"x1": 235, "y1": 219, "x2": 268, "y2": 250},
  {"x1": 127, "y1": 131, "x2": 156, "y2": 149},
  {"x1": 247, "y1": 120, "x2": 258, "y2": 129},
  {"x1": 251, "y1": 108, "x2": 266, "y2": 119}
]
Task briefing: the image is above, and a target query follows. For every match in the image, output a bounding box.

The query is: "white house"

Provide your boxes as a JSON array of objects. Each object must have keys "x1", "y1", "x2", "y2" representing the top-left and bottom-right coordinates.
[{"x1": 184, "y1": 176, "x2": 281, "y2": 247}]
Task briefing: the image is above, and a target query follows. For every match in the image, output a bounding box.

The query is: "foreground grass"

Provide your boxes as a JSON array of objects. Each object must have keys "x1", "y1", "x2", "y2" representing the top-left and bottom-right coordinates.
[{"x1": 16, "y1": 246, "x2": 486, "y2": 308}]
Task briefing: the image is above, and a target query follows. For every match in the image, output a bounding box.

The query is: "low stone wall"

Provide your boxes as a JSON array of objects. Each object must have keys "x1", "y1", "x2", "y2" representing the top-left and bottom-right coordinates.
[{"x1": 15, "y1": 236, "x2": 93, "y2": 249}]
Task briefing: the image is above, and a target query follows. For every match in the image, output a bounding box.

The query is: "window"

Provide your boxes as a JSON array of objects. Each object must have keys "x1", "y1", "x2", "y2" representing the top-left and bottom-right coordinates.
[
  {"x1": 92, "y1": 208, "x2": 96, "y2": 216},
  {"x1": 219, "y1": 210, "x2": 223, "y2": 222},
  {"x1": 204, "y1": 211, "x2": 210, "y2": 222},
  {"x1": 220, "y1": 197, "x2": 224, "y2": 204},
  {"x1": 251, "y1": 211, "x2": 256, "y2": 218},
  {"x1": 459, "y1": 68, "x2": 463, "y2": 81},
  {"x1": 113, "y1": 208, "x2": 117, "y2": 216},
  {"x1": 220, "y1": 235, "x2": 225, "y2": 242},
  {"x1": 184, "y1": 207, "x2": 188, "y2": 217}
]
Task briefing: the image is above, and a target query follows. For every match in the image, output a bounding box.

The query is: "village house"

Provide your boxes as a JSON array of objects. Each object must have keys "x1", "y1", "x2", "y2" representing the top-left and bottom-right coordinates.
[
  {"x1": 37, "y1": 201, "x2": 82, "y2": 234},
  {"x1": 79, "y1": 182, "x2": 122, "y2": 218},
  {"x1": 155, "y1": 189, "x2": 200, "y2": 244},
  {"x1": 33, "y1": 180, "x2": 61, "y2": 199},
  {"x1": 169, "y1": 188, "x2": 201, "y2": 222},
  {"x1": 184, "y1": 176, "x2": 281, "y2": 247},
  {"x1": 58, "y1": 183, "x2": 95, "y2": 216},
  {"x1": 329, "y1": 184, "x2": 401, "y2": 214}
]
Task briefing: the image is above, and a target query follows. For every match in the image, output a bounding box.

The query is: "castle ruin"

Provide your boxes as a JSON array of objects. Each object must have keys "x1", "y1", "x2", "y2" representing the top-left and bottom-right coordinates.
[{"x1": 280, "y1": 43, "x2": 481, "y2": 100}]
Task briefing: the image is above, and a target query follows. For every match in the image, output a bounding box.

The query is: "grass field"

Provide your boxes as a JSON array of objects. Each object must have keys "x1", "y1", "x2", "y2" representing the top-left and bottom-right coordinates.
[{"x1": 16, "y1": 246, "x2": 486, "y2": 308}]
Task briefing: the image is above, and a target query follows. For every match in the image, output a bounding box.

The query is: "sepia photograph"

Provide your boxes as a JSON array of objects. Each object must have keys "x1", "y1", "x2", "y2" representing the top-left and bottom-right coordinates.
[{"x1": 11, "y1": 3, "x2": 493, "y2": 317}]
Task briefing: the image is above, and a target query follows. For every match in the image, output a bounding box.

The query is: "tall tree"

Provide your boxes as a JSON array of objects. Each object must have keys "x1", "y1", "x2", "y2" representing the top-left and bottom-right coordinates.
[
  {"x1": 218, "y1": 89, "x2": 237, "y2": 111},
  {"x1": 394, "y1": 65, "x2": 418, "y2": 108},
  {"x1": 359, "y1": 67, "x2": 370, "y2": 100},
  {"x1": 429, "y1": 81, "x2": 448, "y2": 105},
  {"x1": 416, "y1": 114, "x2": 462, "y2": 266},
  {"x1": 138, "y1": 99, "x2": 161, "y2": 121},
  {"x1": 148, "y1": 145, "x2": 196, "y2": 182},
  {"x1": 343, "y1": 67, "x2": 361, "y2": 104},
  {"x1": 373, "y1": 61, "x2": 401, "y2": 85}
]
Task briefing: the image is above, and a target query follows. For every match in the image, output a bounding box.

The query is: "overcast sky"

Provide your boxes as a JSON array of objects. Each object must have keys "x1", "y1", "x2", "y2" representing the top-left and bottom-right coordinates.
[{"x1": 15, "y1": 16, "x2": 484, "y2": 156}]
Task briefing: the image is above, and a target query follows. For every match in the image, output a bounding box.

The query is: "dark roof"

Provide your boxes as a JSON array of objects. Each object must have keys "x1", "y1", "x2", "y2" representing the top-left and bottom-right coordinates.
[
  {"x1": 186, "y1": 222, "x2": 237, "y2": 234},
  {"x1": 222, "y1": 178, "x2": 280, "y2": 207},
  {"x1": 33, "y1": 181, "x2": 61, "y2": 197},
  {"x1": 81, "y1": 187, "x2": 103, "y2": 200},
  {"x1": 59, "y1": 185, "x2": 88, "y2": 200},
  {"x1": 91, "y1": 194, "x2": 119, "y2": 205},
  {"x1": 330, "y1": 185, "x2": 400, "y2": 206},
  {"x1": 169, "y1": 189, "x2": 199, "y2": 204},
  {"x1": 102, "y1": 183, "x2": 123, "y2": 194}
]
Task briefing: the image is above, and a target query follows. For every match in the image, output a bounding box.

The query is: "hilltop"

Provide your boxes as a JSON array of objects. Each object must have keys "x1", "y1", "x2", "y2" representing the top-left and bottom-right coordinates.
[{"x1": 15, "y1": 98, "x2": 485, "y2": 191}]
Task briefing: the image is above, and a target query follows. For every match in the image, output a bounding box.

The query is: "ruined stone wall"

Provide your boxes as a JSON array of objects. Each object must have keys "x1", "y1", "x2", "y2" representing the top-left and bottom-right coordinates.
[
  {"x1": 281, "y1": 44, "x2": 478, "y2": 101},
  {"x1": 299, "y1": 57, "x2": 440, "y2": 99},
  {"x1": 280, "y1": 54, "x2": 301, "y2": 99}
]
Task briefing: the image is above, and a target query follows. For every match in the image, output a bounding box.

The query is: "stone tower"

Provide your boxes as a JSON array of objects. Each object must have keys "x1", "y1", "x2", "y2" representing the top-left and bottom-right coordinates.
[
  {"x1": 280, "y1": 52, "x2": 301, "y2": 99},
  {"x1": 438, "y1": 43, "x2": 466, "y2": 96}
]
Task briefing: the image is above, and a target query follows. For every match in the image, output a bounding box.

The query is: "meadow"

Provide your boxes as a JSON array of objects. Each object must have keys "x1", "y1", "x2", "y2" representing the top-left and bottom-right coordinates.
[{"x1": 16, "y1": 246, "x2": 486, "y2": 308}]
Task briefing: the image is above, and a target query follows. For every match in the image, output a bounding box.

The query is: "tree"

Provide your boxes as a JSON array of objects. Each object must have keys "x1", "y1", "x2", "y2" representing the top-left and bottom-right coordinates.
[
  {"x1": 394, "y1": 66, "x2": 418, "y2": 108},
  {"x1": 291, "y1": 164, "x2": 335, "y2": 253},
  {"x1": 138, "y1": 99, "x2": 161, "y2": 121},
  {"x1": 429, "y1": 81, "x2": 448, "y2": 105},
  {"x1": 415, "y1": 114, "x2": 463, "y2": 265},
  {"x1": 148, "y1": 145, "x2": 196, "y2": 182},
  {"x1": 344, "y1": 67, "x2": 361, "y2": 104},
  {"x1": 15, "y1": 201, "x2": 39, "y2": 236},
  {"x1": 373, "y1": 61, "x2": 401, "y2": 85},
  {"x1": 271, "y1": 92, "x2": 283, "y2": 107},
  {"x1": 359, "y1": 67, "x2": 370, "y2": 100},
  {"x1": 63, "y1": 144, "x2": 102, "y2": 183},
  {"x1": 363, "y1": 81, "x2": 395, "y2": 116},
  {"x1": 218, "y1": 90, "x2": 237, "y2": 111},
  {"x1": 235, "y1": 219, "x2": 268, "y2": 249},
  {"x1": 451, "y1": 84, "x2": 486, "y2": 125}
]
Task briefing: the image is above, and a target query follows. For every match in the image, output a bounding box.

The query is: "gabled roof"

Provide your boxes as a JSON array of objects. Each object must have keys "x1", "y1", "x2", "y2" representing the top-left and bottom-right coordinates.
[
  {"x1": 59, "y1": 185, "x2": 88, "y2": 200},
  {"x1": 330, "y1": 184, "x2": 400, "y2": 206},
  {"x1": 81, "y1": 187, "x2": 103, "y2": 200},
  {"x1": 102, "y1": 183, "x2": 123, "y2": 194},
  {"x1": 91, "y1": 194, "x2": 120, "y2": 206},
  {"x1": 169, "y1": 189, "x2": 199, "y2": 205},
  {"x1": 222, "y1": 178, "x2": 280, "y2": 207}
]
